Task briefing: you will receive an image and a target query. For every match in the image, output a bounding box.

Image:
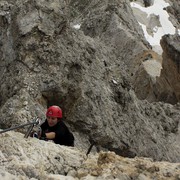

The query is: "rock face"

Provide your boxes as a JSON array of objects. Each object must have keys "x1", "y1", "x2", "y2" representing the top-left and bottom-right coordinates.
[
  {"x1": 132, "y1": 50, "x2": 162, "y2": 101},
  {"x1": 0, "y1": 131, "x2": 180, "y2": 180},
  {"x1": 129, "y1": 0, "x2": 180, "y2": 104},
  {"x1": 135, "y1": 34, "x2": 180, "y2": 104},
  {"x1": 0, "y1": 131, "x2": 85, "y2": 179},
  {"x1": 155, "y1": 34, "x2": 180, "y2": 104},
  {"x1": 166, "y1": 0, "x2": 180, "y2": 30},
  {"x1": 0, "y1": 0, "x2": 180, "y2": 165},
  {"x1": 144, "y1": 0, "x2": 154, "y2": 7}
]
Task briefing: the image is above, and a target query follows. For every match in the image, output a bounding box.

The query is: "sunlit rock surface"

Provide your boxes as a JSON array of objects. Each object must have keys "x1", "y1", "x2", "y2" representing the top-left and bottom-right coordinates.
[
  {"x1": 0, "y1": 131, "x2": 180, "y2": 180},
  {"x1": 0, "y1": 131, "x2": 85, "y2": 179},
  {"x1": 0, "y1": 0, "x2": 180, "y2": 166}
]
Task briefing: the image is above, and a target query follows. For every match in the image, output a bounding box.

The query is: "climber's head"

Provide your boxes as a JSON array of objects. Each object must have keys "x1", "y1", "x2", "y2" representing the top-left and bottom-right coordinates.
[{"x1": 46, "y1": 105, "x2": 62, "y2": 127}]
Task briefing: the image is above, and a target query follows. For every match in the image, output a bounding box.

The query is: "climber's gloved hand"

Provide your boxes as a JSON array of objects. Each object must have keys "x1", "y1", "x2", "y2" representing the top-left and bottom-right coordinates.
[{"x1": 39, "y1": 130, "x2": 47, "y2": 141}]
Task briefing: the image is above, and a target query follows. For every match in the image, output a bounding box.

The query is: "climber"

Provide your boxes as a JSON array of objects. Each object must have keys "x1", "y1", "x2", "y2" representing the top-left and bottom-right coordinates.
[{"x1": 37, "y1": 105, "x2": 74, "y2": 146}]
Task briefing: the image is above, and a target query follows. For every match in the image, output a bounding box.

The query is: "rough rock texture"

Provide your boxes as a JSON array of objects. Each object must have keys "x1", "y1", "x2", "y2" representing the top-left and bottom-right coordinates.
[
  {"x1": 78, "y1": 0, "x2": 151, "y2": 69},
  {"x1": 144, "y1": 0, "x2": 154, "y2": 7},
  {"x1": 155, "y1": 34, "x2": 180, "y2": 104},
  {"x1": 166, "y1": 0, "x2": 180, "y2": 30},
  {"x1": 0, "y1": 131, "x2": 180, "y2": 180},
  {"x1": 0, "y1": 0, "x2": 180, "y2": 165},
  {"x1": 129, "y1": 0, "x2": 180, "y2": 104},
  {"x1": 132, "y1": 50, "x2": 162, "y2": 101},
  {"x1": 0, "y1": 131, "x2": 85, "y2": 179}
]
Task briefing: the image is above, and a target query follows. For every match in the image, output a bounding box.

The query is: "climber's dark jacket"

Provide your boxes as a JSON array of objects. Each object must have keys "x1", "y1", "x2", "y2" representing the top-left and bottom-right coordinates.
[{"x1": 40, "y1": 119, "x2": 74, "y2": 146}]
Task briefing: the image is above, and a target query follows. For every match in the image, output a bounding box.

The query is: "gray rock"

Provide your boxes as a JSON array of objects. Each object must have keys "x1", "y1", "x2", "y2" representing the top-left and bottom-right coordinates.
[
  {"x1": 0, "y1": 0, "x2": 180, "y2": 163},
  {"x1": 144, "y1": 0, "x2": 154, "y2": 7},
  {"x1": 1, "y1": 136, "x2": 179, "y2": 180},
  {"x1": 155, "y1": 34, "x2": 180, "y2": 104}
]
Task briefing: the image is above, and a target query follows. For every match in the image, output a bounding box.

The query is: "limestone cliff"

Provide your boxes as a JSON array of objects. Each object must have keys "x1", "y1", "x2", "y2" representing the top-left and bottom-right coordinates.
[
  {"x1": 0, "y1": 131, "x2": 180, "y2": 180},
  {"x1": 155, "y1": 34, "x2": 180, "y2": 104},
  {"x1": 0, "y1": 0, "x2": 180, "y2": 168}
]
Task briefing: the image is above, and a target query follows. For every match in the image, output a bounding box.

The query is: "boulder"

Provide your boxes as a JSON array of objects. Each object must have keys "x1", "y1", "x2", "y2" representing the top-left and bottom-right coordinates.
[
  {"x1": 0, "y1": 131, "x2": 180, "y2": 179},
  {"x1": 0, "y1": 0, "x2": 180, "y2": 163},
  {"x1": 155, "y1": 34, "x2": 180, "y2": 104}
]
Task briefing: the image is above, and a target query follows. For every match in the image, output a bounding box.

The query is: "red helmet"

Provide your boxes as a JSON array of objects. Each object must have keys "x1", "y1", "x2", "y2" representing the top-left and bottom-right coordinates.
[{"x1": 46, "y1": 106, "x2": 62, "y2": 118}]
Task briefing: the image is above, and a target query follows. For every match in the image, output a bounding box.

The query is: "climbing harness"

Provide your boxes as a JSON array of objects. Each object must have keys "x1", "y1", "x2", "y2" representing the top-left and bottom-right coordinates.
[{"x1": 0, "y1": 118, "x2": 41, "y2": 138}]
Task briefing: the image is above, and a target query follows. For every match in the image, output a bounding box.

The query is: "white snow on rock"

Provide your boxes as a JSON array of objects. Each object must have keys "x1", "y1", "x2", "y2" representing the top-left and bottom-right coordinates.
[
  {"x1": 112, "y1": 79, "x2": 118, "y2": 84},
  {"x1": 73, "y1": 24, "x2": 81, "y2": 30},
  {"x1": 130, "y1": 0, "x2": 178, "y2": 54}
]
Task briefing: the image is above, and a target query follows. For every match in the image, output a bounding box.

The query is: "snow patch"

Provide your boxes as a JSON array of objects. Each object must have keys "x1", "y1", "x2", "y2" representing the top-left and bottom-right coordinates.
[
  {"x1": 130, "y1": 0, "x2": 179, "y2": 54},
  {"x1": 112, "y1": 79, "x2": 118, "y2": 84},
  {"x1": 73, "y1": 24, "x2": 81, "y2": 30}
]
